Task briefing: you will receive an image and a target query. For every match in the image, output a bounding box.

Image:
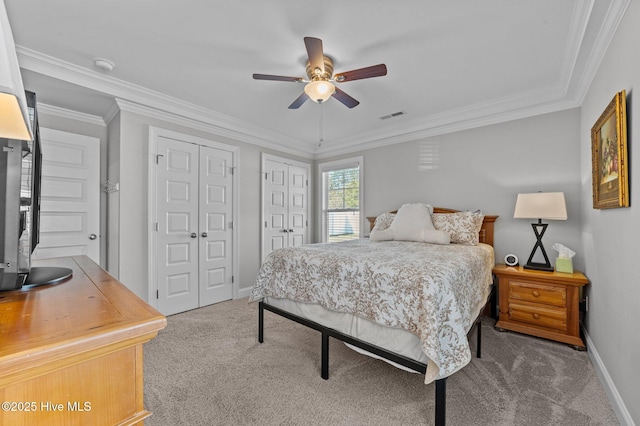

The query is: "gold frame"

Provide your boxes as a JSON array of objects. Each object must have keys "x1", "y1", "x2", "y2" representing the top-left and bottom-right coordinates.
[{"x1": 591, "y1": 90, "x2": 629, "y2": 209}]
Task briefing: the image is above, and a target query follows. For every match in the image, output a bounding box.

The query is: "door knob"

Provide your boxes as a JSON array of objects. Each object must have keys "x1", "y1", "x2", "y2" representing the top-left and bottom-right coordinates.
[
  {"x1": 288, "y1": 229, "x2": 294, "y2": 233},
  {"x1": 89, "y1": 234, "x2": 97, "y2": 240},
  {"x1": 190, "y1": 233, "x2": 198, "y2": 238},
  {"x1": 201, "y1": 232, "x2": 208, "y2": 238}
]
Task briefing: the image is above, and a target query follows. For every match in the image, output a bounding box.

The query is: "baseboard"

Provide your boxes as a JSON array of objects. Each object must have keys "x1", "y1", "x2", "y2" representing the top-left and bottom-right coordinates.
[
  {"x1": 237, "y1": 286, "x2": 252, "y2": 299},
  {"x1": 583, "y1": 326, "x2": 635, "y2": 426}
]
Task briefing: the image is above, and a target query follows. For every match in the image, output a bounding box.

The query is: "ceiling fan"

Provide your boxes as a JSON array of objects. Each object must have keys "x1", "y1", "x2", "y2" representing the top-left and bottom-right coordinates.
[{"x1": 253, "y1": 37, "x2": 387, "y2": 109}]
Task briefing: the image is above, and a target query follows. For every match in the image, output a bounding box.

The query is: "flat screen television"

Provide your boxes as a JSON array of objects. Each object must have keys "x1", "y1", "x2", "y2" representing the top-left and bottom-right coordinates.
[{"x1": 0, "y1": 91, "x2": 71, "y2": 291}]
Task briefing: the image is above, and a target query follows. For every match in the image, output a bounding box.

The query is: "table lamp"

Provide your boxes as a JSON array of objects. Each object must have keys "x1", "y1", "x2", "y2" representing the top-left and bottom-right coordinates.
[
  {"x1": 513, "y1": 192, "x2": 567, "y2": 272},
  {"x1": 1, "y1": 1, "x2": 33, "y2": 141}
]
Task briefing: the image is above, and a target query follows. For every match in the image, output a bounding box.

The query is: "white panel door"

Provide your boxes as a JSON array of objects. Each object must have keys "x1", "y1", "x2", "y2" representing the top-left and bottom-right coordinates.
[
  {"x1": 288, "y1": 164, "x2": 308, "y2": 248},
  {"x1": 262, "y1": 159, "x2": 288, "y2": 259},
  {"x1": 198, "y1": 146, "x2": 233, "y2": 306},
  {"x1": 34, "y1": 128, "x2": 100, "y2": 262},
  {"x1": 261, "y1": 155, "x2": 309, "y2": 261},
  {"x1": 156, "y1": 137, "x2": 199, "y2": 315}
]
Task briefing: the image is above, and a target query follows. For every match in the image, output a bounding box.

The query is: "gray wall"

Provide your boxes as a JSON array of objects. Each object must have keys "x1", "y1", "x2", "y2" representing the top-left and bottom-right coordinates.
[
  {"x1": 579, "y1": 0, "x2": 640, "y2": 423},
  {"x1": 111, "y1": 109, "x2": 311, "y2": 300},
  {"x1": 321, "y1": 108, "x2": 583, "y2": 271}
]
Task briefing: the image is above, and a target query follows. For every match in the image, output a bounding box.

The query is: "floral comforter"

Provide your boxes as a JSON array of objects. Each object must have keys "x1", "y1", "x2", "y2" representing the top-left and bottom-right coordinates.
[{"x1": 250, "y1": 239, "x2": 494, "y2": 383}]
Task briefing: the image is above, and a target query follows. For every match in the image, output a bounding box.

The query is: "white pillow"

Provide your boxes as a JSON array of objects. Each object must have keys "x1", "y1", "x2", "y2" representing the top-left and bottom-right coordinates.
[
  {"x1": 389, "y1": 203, "x2": 435, "y2": 241},
  {"x1": 370, "y1": 225, "x2": 450, "y2": 244},
  {"x1": 370, "y1": 228, "x2": 394, "y2": 241}
]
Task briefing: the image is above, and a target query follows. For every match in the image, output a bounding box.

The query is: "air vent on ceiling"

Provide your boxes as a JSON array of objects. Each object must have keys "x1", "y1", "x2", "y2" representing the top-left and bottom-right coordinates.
[{"x1": 380, "y1": 111, "x2": 406, "y2": 120}]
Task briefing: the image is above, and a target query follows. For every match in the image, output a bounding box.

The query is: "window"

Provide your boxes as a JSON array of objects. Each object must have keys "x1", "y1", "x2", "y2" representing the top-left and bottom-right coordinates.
[{"x1": 318, "y1": 157, "x2": 363, "y2": 243}]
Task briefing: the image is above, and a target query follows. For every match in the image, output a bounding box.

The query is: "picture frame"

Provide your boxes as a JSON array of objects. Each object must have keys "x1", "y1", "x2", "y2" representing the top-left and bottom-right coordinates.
[{"x1": 591, "y1": 90, "x2": 629, "y2": 209}]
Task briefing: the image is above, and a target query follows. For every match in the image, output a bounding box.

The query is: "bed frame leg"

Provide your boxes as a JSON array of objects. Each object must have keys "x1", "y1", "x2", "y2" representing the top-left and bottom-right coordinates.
[
  {"x1": 258, "y1": 301, "x2": 264, "y2": 343},
  {"x1": 321, "y1": 332, "x2": 329, "y2": 380},
  {"x1": 435, "y1": 378, "x2": 446, "y2": 426}
]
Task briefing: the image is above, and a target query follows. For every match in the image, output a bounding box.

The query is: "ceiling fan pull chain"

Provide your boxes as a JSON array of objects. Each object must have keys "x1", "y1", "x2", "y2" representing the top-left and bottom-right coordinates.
[{"x1": 318, "y1": 103, "x2": 324, "y2": 147}]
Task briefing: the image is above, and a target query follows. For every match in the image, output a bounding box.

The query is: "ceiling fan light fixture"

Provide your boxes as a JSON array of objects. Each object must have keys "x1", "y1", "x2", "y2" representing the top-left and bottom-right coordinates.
[{"x1": 304, "y1": 80, "x2": 335, "y2": 103}]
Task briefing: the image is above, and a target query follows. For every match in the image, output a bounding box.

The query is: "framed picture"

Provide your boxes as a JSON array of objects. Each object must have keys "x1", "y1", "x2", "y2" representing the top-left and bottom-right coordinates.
[{"x1": 591, "y1": 90, "x2": 629, "y2": 209}]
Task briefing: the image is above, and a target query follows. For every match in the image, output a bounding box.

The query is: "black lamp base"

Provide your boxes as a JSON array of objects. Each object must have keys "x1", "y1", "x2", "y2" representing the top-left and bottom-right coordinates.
[
  {"x1": 524, "y1": 220, "x2": 554, "y2": 272},
  {"x1": 523, "y1": 262, "x2": 554, "y2": 272}
]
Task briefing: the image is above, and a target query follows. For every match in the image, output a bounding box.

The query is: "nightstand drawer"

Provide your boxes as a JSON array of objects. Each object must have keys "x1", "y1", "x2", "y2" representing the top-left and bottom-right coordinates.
[
  {"x1": 508, "y1": 280, "x2": 566, "y2": 307},
  {"x1": 509, "y1": 302, "x2": 567, "y2": 331}
]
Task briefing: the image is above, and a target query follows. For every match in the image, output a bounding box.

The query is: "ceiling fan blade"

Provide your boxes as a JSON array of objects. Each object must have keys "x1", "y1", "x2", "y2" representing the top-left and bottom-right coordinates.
[
  {"x1": 288, "y1": 92, "x2": 309, "y2": 109},
  {"x1": 334, "y1": 64, "x2": 387, "y2": 82},
  {"x1": 332, "y1": 87, "x2": 360, "y2": 108},
  {"x1": 253, "y1": 73, "x2": 303, "y2": 82},
  {"x1": 304, "y1": 37, "x2": 325, "y2": 74}
]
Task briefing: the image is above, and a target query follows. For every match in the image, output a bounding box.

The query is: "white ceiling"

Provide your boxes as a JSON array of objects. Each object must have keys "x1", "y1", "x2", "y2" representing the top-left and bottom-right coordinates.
[{"x1": 5, "y1": 0, "x2": 629, "y2": 158}]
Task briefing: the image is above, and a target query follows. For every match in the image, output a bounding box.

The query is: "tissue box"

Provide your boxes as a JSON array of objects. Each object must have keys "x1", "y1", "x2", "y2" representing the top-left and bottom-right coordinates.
[{"x1": 555, "y1": 257, "x2": 573, "y2": 274}]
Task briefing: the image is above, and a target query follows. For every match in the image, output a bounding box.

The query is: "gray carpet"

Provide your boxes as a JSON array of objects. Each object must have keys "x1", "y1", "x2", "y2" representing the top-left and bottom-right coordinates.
[{"x1": 143, "y1": 298, "x2": 618, "y2": 426}]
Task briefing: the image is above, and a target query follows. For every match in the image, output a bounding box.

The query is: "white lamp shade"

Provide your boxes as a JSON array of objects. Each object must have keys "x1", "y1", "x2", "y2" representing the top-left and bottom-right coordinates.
[
  {"x1": 514, "y1": 192, "x2": 567, "y2": 220},
  {"x1": 304, "y1": 80, "x2": 335, "y2": 103},
  {"x1": 0, "y1": 1, "x2": 32, "y2": 141}
]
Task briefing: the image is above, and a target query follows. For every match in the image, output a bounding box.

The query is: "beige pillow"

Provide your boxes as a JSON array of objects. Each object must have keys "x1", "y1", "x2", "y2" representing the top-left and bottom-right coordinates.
[
  {"x1": 371, "y1": 212, "x2": 396, "y2": 232},
  {"x1": 432, "y1": 211, "x2": 484, "y2": 245}
]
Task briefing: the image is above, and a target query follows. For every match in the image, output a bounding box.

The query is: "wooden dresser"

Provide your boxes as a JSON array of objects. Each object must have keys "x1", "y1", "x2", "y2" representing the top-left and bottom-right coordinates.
[
  {"x1": 493, "y1": 264, "x2": 588, "y2": 349},
  {"x1": 0, "y1": 256, "x2": 166, "y2": 425}
]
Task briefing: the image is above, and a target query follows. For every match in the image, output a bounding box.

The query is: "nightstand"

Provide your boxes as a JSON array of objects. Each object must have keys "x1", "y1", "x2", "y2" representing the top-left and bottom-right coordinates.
[{"x1": 493, "y1": 264, "x2": 588, "y2": 350}]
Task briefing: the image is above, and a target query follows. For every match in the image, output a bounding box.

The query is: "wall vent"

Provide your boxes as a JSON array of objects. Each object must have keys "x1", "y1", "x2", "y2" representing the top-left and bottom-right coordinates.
[{"x1": 380, "y1": 111, "x2": 406, "y2": 120}]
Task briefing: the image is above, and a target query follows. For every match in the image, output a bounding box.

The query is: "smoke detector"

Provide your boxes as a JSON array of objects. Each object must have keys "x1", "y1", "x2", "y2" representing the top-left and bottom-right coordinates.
[{"x1": 94, "y1": 58, "x2": 115, "y2": 72}]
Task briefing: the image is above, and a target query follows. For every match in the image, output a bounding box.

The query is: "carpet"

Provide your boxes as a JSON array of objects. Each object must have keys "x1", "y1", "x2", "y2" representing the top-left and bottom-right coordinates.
[{"x1": 143, "y1": 298, "x2": 618, "y2": 425}]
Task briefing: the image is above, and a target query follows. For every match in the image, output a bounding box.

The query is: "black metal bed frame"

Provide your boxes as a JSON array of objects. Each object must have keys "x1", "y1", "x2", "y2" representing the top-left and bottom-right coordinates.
[{"x1": 257, "y1": 288, "x2": 493, "y2": 426}]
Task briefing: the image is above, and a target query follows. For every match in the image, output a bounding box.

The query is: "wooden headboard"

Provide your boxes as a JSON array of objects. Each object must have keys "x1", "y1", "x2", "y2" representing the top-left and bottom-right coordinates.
[{"x1": 366, "y1": 207, "x2": 498, "y2": 247}]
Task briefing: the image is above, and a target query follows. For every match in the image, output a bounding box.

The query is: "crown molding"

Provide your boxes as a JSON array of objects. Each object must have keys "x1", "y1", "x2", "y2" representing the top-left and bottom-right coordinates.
[
  {"x1": 571, "y1": 0, "x2": 631, "y2": 104},
  {"x1": 15, "y1": 0, "x2": 628, "y2": 160},
  {"x1": 558, "y1": 0, "x2": 595, "y2": 94},
  {"x1": 315, "y1": 84, "x2": 576, "y2": 158},
  {"x1": 16, "y1": 46, "x2": 314, "y2": 155},
  {"x1": 37, "y1": 102, "x2": 106, "y2": 127},
  {"x1": 114, "y1": 98, "x2": 314, "y2": 159}
]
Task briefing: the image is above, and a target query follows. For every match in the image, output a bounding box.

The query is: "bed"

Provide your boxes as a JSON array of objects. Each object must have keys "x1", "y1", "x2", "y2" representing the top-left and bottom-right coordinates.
[{"x1": 250, "y1": 205, "x2": 498, "y2": 425}]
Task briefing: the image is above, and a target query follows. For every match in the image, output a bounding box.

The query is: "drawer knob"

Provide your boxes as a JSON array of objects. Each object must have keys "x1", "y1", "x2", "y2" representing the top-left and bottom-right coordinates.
[
  {"x1": 532, "y1": 291, "x2": 540, "y2": 297},
  {"x1": 532, "y1": 313, "x2": 540, "y2": 320}
]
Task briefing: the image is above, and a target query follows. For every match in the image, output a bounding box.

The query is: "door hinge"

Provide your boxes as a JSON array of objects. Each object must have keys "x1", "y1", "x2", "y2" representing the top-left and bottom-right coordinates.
[
  {"x1": 265, "y1": 172, "x2": 268, "y2": 180},
  {"x1": 156, "y1": 290, "x2": 159, "y2": 299},
  {"x1": 231, "y1": 275, "x2": 234, "y2": 283},
  {"x1": 265, "y1": 221, "x2": 268, "y2": 228},
  {"x1": 230, "y1": 167, "x2": 235, "y2": 175},
  {"x1": 229, "y1": 221, "x2": 234, "y2": 229},
  {"x1": 156, "y1": 153, "x2": 164, "y2": 164},
  {"x1": 306, "y1": 179, "x2": 309, "y2": 186},
  {"x1": 155, "y1": 222, "x2": 159, "y2": 231}
]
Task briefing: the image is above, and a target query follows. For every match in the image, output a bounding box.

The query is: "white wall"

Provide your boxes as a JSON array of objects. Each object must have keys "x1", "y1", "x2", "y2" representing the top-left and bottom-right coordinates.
[{"x1": 580, "y1": 1, "x2": 640, "y2": 423}]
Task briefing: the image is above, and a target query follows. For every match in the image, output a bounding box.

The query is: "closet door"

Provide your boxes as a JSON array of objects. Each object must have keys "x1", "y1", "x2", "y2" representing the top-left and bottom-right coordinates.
[
  {"x1": 156, "y1": 138, "x2": 200, "y2": 315},
  {"x1": 287, "y1": 164, "x2": 307, "y2": 248},
  {"x1": 198, "y1": 146, "x2": 233, "y2": 306},
  {"x1": 261, "y1": 154, "x2": 309, "y2": 261},
  {"x1": 262, "y1": 158, "x2": 289, "y2": 259}
]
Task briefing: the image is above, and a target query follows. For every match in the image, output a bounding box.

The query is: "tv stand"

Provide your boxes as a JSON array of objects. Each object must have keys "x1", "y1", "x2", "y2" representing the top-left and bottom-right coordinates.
[
  {"x1": 24, "y1": 266, "x2": 73, "y2": 286},
  {"x1": 0, "y1": 256, "x2": 166, "y2": 425}
]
